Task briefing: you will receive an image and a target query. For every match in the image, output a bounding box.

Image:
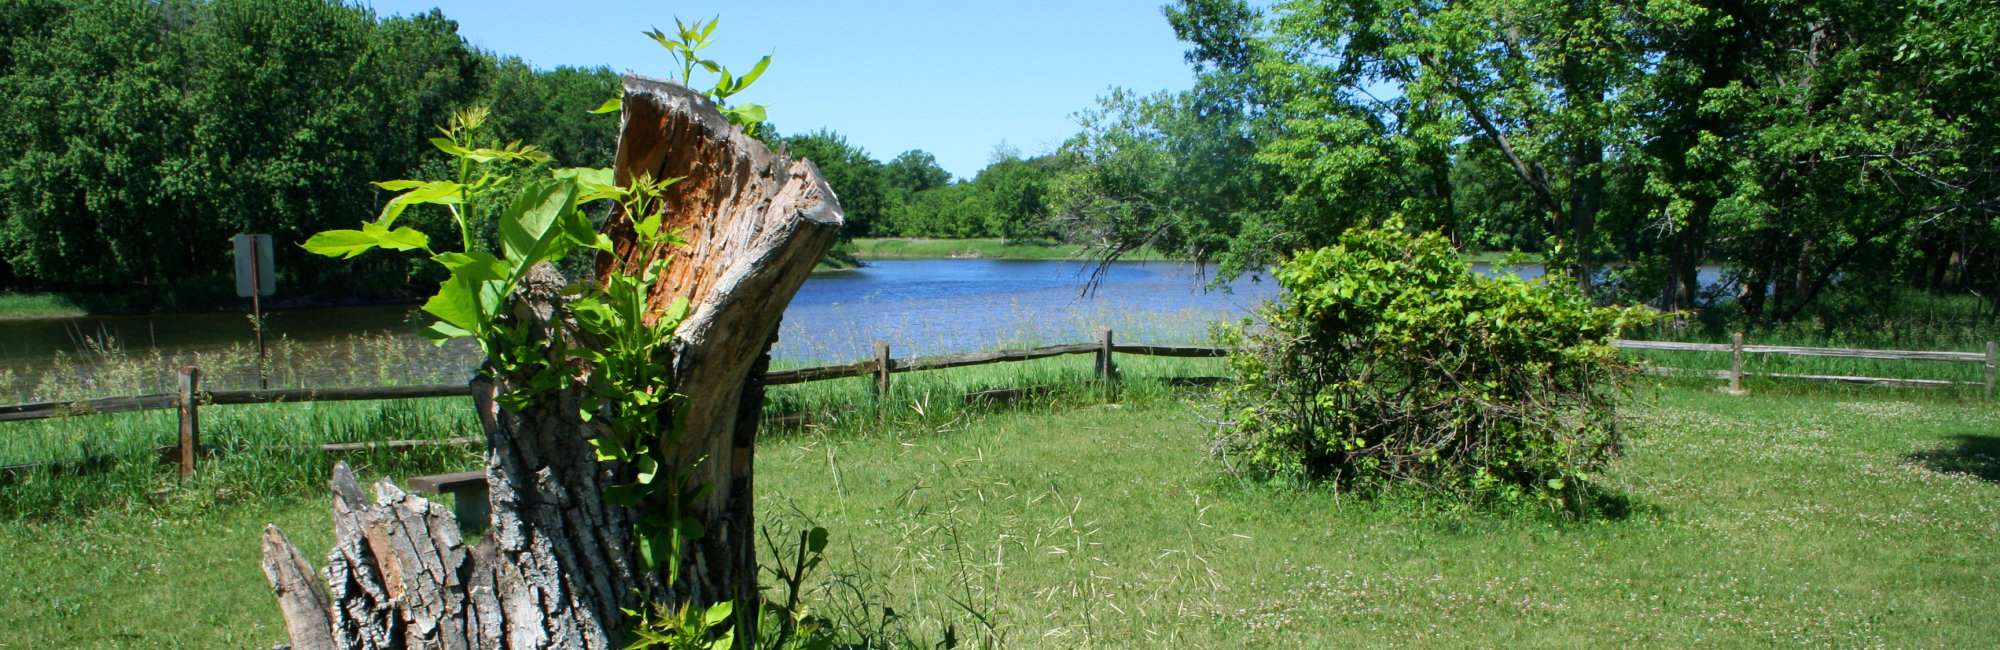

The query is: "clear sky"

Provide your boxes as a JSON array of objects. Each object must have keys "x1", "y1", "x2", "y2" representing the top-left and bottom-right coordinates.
[{"x1": 361, "y1": 1, "x2": 1198, "y2": 180}]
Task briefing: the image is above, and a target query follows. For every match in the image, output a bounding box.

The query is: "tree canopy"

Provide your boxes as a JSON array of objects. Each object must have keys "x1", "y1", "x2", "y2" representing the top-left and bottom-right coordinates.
[{"x1": 1048, "y1": 0, "x2": 2000, "y2": 324}]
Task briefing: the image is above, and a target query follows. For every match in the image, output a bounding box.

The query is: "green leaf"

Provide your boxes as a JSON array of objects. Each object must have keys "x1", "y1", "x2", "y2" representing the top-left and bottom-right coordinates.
[
  {"x1": 423, "y1": 320, "x2": 472, "y2": 343},
  {"x1": 588, "y1": 97, "x2": 622, "y2": 114},
  {"x1": 363, "y1": 222, "x2": 430, "y2": 253},
  {"x1": 703, "y1": 601, "x2": 733, "y2": 628},
  {"x1": 301, "y1": 229, "x2": 378, "y2": 259},
  {"x1": 429, "y1": 137, "x2": 472, "y2": 157},
  {"x1": 660, "y1": 296, "x2": 691, "y2": 327},
  {"x1": 722, "y1": 104, "x2": 766, "y2": 127},
  {"x1": 736, "y1": 54, "x2": 771, "y2": 91},
  {"x1": 432, "y1": 251, "x2": 510, "y2": 283},
  {"x1": 372, "y1": 179, "x2": 429, "y2": 191},
  {"x1": 498, "y1": 179, "x2": 581, "y2": 265},
  {"x1": 422, "y1": 270, "x2": 491, "y2": 337},
  {"x1": 554, "y1": 167, "x2": 621, "y2": 203},
  {"x1": 806, "y1": 526, "x2": 829, "y2": 553},
  {"x1": 378, "y1": 180, "x2": 463, "y2": 225},
  {"x1": 635, "y1": 455, "x2": 659, "y2": 485}
]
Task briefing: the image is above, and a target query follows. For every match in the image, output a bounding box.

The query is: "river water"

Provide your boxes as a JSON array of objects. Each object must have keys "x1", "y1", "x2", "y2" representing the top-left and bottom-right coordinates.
[{"x1": 0, "y1": 258, "x2": 1722, "y2": 397}]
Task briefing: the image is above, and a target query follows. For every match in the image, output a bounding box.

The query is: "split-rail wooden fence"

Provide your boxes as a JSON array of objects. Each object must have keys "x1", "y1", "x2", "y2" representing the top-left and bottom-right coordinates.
[{"x1": 0, "y1": 328, "x2": 1992, "y2": 479}]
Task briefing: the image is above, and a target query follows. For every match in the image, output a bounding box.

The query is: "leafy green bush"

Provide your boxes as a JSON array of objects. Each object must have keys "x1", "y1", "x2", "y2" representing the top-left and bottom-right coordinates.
[{"x1": 1213, "y1": 226, "x2": 1653, "y2": 508}]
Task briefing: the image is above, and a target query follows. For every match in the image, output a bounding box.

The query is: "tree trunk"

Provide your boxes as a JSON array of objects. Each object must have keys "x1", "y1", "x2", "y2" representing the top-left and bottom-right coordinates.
[{"x1": 260, "y1": 75, "x2": 843, "y2": 649}]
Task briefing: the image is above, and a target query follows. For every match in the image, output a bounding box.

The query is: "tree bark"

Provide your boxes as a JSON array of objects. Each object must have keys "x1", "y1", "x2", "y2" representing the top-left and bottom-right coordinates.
[{"x1": 261, "y1": 74, "x2": 843, "y2": 649}]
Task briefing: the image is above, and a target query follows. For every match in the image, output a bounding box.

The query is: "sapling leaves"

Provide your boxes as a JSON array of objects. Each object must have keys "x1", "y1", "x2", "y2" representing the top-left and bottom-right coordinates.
[
  {"x1": 497, "y1": 178, "x2": 580, "y2": 268},
  {"x1": 301, "y1": 222, "x2": 433, "y2": 259},
  {"x1": 300, "y1": 229, "x2": 383, "y2": 259},
  {"x1": 421, "y1": 271, "x2": 489, "y2": 340}
]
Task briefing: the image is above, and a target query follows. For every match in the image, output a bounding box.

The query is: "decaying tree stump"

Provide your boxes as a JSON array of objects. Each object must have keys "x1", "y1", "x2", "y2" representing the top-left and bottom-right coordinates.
[{"x1": 260, "y1": 75, "x2": 843, "y2": 649}]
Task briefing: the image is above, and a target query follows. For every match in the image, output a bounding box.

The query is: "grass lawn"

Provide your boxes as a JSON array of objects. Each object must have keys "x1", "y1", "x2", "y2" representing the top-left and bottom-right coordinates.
[
  {"x1": 3, "y1": 382, "x2": 1997, "y2": 647},
  {"x1": 0, "y1": 292, "x2": 89, "y2": 320}
]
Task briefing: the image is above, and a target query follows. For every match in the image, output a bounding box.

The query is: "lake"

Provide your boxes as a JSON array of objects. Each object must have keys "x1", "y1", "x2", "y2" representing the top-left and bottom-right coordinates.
[
  {"x1": 0, "y1": 260, "x2": 1274, "y2": 396},
  {"x1": 0, "y1": 258, "x2": 1723, "y2": 397}
]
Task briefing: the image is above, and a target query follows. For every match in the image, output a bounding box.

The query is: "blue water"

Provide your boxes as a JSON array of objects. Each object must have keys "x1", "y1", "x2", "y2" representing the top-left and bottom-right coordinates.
[
  {"x1": 774, "y1": 259, "x2": 1277, "y2": 362},
  {"x1": 0, "y1": 258, "x2": 1730, "y2": 391}
]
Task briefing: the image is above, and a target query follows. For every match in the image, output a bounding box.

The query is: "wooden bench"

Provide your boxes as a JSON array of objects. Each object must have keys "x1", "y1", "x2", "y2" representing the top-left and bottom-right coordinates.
[{"x1": 408, "y1": 471, "x2": 490, "y2": 535}]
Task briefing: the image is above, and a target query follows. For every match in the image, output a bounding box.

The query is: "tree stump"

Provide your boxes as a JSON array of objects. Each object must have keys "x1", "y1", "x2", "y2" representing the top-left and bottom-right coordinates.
[{"x1": 260, "y1": 75, "x2": 842, "y2": 649}]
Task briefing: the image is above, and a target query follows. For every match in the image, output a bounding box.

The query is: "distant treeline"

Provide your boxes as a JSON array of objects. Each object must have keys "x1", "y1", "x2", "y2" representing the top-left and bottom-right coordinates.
[
  {"x1": 0, "y1": 0, "x2": 1063, "y2": 304},
  {"x1": 770, "y1": 133, "x2": 1056, "y2": 241},
  {"x1": 0, "y1": 0, "x2": 620, "y2": 301},
  {"x1": 5, "y1": 0, "x2": 1997, "y2": 329}
]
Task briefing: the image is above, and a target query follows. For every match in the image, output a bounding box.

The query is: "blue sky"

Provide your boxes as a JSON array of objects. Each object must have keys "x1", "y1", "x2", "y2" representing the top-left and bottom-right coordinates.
[{"x1": 361, "y1": 1, "x2": 1198, "y2": 180}]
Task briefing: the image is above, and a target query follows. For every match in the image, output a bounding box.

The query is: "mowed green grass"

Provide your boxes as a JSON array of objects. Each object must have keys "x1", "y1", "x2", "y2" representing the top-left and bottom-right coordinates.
[{"x1": 3, "y1": 382, "x2": 1998, "y2": 647}]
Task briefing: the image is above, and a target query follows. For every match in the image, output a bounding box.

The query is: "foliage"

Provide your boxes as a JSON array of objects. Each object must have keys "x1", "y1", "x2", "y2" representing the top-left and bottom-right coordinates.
[
  {"x1": 0, "y1": 0, "x2": 485, "y2": 296},
  {"x1": 0, "y1": 0, "x2": 632, "y2": 303},
  {"x1": 1214, "y1": 226, "x2": 1653, "y2": 507},
  {"x1": 1053, "y1": 0, "x2": 2000, "y2": 324},
  {"x1": 641, "y1": 16, "x2": 771, "y2": 133},
  {"x1": 1047, "y1": 86, "x2": 1266, "y2": 276},
  {"x1": 781, "y1": 131, "x2": 888, "y2": 238}
]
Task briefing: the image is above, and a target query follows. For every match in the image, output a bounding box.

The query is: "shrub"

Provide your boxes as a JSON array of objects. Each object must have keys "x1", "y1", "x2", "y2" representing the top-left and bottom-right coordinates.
[{"x1": 1213, "y1": 225, "x2": 1654, "y2": 508}]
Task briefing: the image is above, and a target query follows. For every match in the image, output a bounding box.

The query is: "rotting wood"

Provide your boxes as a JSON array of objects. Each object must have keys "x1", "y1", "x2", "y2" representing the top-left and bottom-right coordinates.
[
  {"x1": 1737, "y1": 345, "x2": 1986, "y2": 362},
  {"x1": 1112, "y1": 342, "x2": 1232, "y2": 356},
  {"x1": 1729, "y1": 332, "x2": 1745, "y2": 395},
  {"x1": 260, "y1": 74, "x2": 842, "y2": 648},
  {"x1": 1613, "y1": 340, "x2": 1736, "y2": 353},
  {"x1": 177, "y1": 367, "x2": 200, "y2": 478},
  {"x1": 873, "y1": 341, "x2": 893, "y2": 399},
  {"x1": 1095, "y1": 327, "x2": 1117, "y2": 382},
  {"x1": 896, "y1": 343, "x2": 1098, "y2": 372},
  {"x1": 1757, "y1": 372, "x2": 1962, "y2": 389},
  {"x1": 1984, "y1": 341, "x2": 1996, "y2": 401}
]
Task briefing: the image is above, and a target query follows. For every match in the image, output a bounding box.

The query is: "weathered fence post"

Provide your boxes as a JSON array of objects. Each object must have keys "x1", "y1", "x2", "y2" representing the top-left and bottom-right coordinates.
[
  {"x1": 1095, "y1": 327, "x2": 1119, "y2": 402},
  {"x1": 873, "y1": 341, "x2": 893, "y2": 401},
  {"x1": 177, "y1": 366, "x2": 200, "y2": 478},
  {"x1": 1094, "y1": 327, "x2": 1117, "y2": 382},
  {"x1": 1985, "y1": 340, "x2": 1996, "y2": 401},
  {"x1": 1729, "y1": 332, "x2": 1745, "y2": 395}
]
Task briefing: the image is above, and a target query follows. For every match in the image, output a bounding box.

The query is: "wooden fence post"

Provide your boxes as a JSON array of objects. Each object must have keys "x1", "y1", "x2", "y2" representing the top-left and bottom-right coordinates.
[
  {"x1": 177, "y1": 366, "x2": 200, "y2": 478},
  {"x1": 1095, "y1": 327, "x2": 1118, "y2": 402},
  {"x1": 1095, "y1": 327, "x2": 1117, "y2": 382},
  {"x1": 872, "y1": 341, "x2": 892, "y2": 401},
  {"x1": 1985, "y1": 340, "x2": 1996, "y2": 402},
  {"x1": 1729, "y1": 332, "x2": 1745, "y2": 395}
]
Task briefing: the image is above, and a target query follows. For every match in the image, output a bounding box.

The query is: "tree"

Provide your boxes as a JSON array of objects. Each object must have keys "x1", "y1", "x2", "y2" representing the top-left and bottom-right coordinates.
[
  {"x1": 882, "y1": 149, "x2": 952, "y2": 195},
  {"x1": 484, "y1": 61, "x2": 621, "y2": 170},
  {"x1": 0, "y1": 0, "x2": 483, "y2": 298},
  {"x1": 1049, "y1": 85, "x2": 1270, "y2": 278},
  {"x1": 263, "y1": 76, "x2": 842, "y2": 649},
  {"x1": 781, "y1": 129, "x2": 886, "y2": 237},
  {"x1": 1153, "y1": 0, "x2": 2000, "y2": 322}
]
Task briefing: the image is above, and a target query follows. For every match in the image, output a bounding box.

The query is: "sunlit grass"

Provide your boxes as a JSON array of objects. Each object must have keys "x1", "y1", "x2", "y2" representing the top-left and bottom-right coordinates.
[
  {"x1": 0, "y1": 293, "x2": 88, "y2": 320},
  {"x1": 4, "y1": 382, "x2": 1997, "y2": 647}
]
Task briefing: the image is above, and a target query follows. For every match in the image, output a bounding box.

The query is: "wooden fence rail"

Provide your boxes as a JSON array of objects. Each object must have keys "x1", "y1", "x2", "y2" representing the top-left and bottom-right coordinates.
[
  {"x1": 1, "y1": 329, "x2": 1992, "y2": 478},
  {"x1": 1613, "y1": 335, "x2": 1996, "y2": 396}
]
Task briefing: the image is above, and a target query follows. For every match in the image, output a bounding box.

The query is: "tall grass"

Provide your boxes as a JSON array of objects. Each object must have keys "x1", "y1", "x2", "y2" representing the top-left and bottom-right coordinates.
[
  {"x1": 5, "y1": 330, "x2": 477, "y2": 403},
  {"x1": 0, "y1": 325, "x2": 1227, "y2": 521},
  {"x1": 1626, "y1": 291, "x2": 1997, "y2": 395}
]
